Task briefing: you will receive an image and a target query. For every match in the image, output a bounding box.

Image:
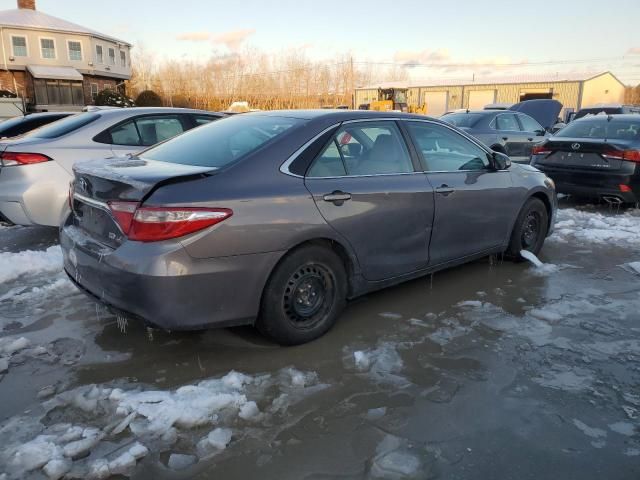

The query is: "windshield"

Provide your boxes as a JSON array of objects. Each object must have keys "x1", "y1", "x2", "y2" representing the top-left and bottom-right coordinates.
[
  {"x1": 440, "y1": 113, "x2": 484, "y2": 128},
  {"x1": 24, "y1": 112, "x2": 99, "y2": 139},
  {"x1": 555, "y1": 118, "x2": 640, "y2": 141},
  {"x1": 141, "y1": 114, "x2": 302, "y2": 168}
]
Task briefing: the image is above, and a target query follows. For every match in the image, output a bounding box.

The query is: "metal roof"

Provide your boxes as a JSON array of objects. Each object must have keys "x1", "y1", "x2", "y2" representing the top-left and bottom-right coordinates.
[
  {"x1": 27, "y1": 65, "x2": 83, "y2": 81},
  {"x1": 0, "y1": 8, "x2": 131, "y2": 45},
  {"x1": 357, "y1": 71, "x2": 615, "y2": 90}
]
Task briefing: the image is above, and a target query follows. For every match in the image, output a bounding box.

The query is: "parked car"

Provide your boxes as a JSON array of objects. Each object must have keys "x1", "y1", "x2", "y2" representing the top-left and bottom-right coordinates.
[
  {"x1": 61, "y1": 110, "x2": 557, "y2": 345},
  {"x1": 573, "y1": 104, "x2": 640, "y2": 121},
  {"x1": 0, "y1": 107, "x2": 225, "y2": 226},
  {"x1": 0, "y1": 112, "x2": 73, "y2": 139},
  {"x1": 441, "y1": 99, "x2": 563, "y2": 163},
  {"x1": 530, "y1": 114, "x2": 640, "y2": 205}
]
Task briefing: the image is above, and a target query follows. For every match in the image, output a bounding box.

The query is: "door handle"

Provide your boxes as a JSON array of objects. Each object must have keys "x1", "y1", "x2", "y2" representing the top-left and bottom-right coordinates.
[
  {"x1": 527, "y1": 137, "x2": 534, "y2": 141},
  {"x1": 323, "y1": 191, "x2": 352, "y2": 203},
  {"x1": 435, "y1": 184, "x2": 454, "y2": 196},
  {"x1": 502, "y1": 137, "x2": 509, "y2": 141}
]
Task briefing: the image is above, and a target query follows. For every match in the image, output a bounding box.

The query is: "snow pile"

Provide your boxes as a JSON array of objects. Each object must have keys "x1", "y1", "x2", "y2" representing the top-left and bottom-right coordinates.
[
  {"x1": 0, "y1": 246, "x2": 62, "y2": 284},
  {"x1": 0, "y1": 367, "x2": 324, "y2": 479},
  {"x1": 0, "y1": 336, "x2": 31, "y2": 375},
  {"x1": 0, "y1": 276, "x2": 73, "y2": 303},
  {"x1": 551, "y1": 208, "x2": 640, "y2": 246}
]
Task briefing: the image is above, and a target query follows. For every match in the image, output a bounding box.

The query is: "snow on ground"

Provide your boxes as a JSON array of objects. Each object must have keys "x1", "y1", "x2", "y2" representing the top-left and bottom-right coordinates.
[
  {"x1": 0, "y1": 367, "x2": 325, "y2": 479},
  {"x1": 0, "y1": 276, "x2": 73, "y2": 303},
  {"x1": 0, "y1": 246, "x2": 62, "y2": 284},
  {"x1": 551, "y1": 208, "x2": 640, "y2": 246}
]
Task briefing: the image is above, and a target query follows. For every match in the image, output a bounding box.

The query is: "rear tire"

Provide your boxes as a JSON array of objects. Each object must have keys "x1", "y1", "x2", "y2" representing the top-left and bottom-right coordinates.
[
  {"x1": 506, "y1": 198, "x2": 548, "y2": 261},
  {"x1": 256, "y1": 245, "x2": 347, "y2": 345}
]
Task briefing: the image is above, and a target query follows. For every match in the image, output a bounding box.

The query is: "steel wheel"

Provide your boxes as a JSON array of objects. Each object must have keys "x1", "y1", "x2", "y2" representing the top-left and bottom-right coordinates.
[
  {"x1": 283, "y1": 263, "x2": 334, "y2": 329},
  {"x1": 521, "y1": 211, "x2": 541, "y2": 249}
]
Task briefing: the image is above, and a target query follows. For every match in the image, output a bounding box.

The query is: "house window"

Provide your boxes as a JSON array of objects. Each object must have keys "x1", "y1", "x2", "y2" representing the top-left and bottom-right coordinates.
[
  {"x1": 68, "y1": 41, "x2": 82, "y2": 61},
  {"x1": 40, "y1": 38, "x2": 55, "y2": 59},
  {"x1": 90, "y1": 83, "x2": 98, "y2": 102},
  {"x1": 95, "y1": 45, "x2": 103, "y2": 63},
  {"x1": 108, "y1": 48, "x2": 115, "y2": 65},
  {"x1": 11, "y1": 36, "x2": 27, "y2": 57},
  {"x1": 34, "y1": 79, "x2": 85, "y2": 106},
  {"x1": 120, "y1": 50, "x2": 126, "y2": 67}
]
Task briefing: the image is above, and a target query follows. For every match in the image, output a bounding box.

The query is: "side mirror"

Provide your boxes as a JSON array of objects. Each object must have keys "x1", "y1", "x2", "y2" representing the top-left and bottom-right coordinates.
[
  {"x1": 491, "y1": 151, "x2": 511, "y2": 170},
  {"x1": 535, "y1": 129, "x2": 546, "y2": 136}
]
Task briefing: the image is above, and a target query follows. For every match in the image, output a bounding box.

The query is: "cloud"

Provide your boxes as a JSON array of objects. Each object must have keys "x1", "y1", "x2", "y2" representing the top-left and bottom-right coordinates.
[
  {"x1": 176, "y1": 32, "x2": 212, "y2": 42},
  {"x1": 627, "y1": 47, "x2": 640, "y2": 55},
  {"x1": 393, "y1": 49, "x2": 451, "y2": 66},
  {"x1": 211, "y1": 29, "x2": 256, "y2": 51}
]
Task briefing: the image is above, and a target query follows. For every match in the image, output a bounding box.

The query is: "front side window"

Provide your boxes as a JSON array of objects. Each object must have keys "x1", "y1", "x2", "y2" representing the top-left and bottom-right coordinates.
[
  {"x1": 307, "y1": 121, "x2": 413, "y2": 177},
  {"x1": 40, "y1": 38, "x2": 55, "y2": 59},
  {"x1": 108, "y1": 48, "x2": 115, "y2": 65},
  {"x1": 406, "y1": 121, "x2": 489, "y2": 172},
  {"x1": 95, "y1": 45, "x2": 103, "y2": 63},
  {"x1": 495, "y1": 114, "x2": 521, "y2": 131},
  {"x1": 141, "y1": 114, "x2": 301, "y2": 168},
  {"x1": 68, "y1": 41, "x2": 82, "y2": 61},
  {"x1": 518, "y1": 114, "x2": 544, "y2": 133},
  {"x1": 12, "y1": 36, "x2": 27, "y2": 57},
  {"x1": 120, "y1": 50, "x2": 126, "y2": 67}
]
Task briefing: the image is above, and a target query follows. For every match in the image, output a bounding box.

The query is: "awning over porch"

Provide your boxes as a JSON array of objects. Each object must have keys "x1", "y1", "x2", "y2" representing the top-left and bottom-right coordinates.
[{"x1": 27, "y1": 65, "x2": 83, "y2": 82}]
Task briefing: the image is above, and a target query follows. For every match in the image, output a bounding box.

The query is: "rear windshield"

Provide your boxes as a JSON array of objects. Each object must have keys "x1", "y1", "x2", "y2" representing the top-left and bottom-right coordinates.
[
  {"x1": 574, "y1": 108, "x2": 622, "y2": 120},
  {"x1": 141, "y1": 114, "x2": 301, "y2": 168},
  {"x1": 440, "y1": 113, "x2": 484, "y2": 128},
  {"x1": 24, "y1": 112, "x2": 99, "y2": 139},
  {"x1": 555, "y1": 118, "x2": 640, "y2": 141}
]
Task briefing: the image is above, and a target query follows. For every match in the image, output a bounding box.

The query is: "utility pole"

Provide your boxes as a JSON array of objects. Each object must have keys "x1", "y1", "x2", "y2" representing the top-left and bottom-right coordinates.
[{"x1": 349, "y1": 56, "x2": 354, "y2": 109}]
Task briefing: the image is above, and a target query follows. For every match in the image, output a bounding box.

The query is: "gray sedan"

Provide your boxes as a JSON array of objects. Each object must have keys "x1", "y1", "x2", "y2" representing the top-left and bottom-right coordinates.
[
  {"x1": 61, "y1": 110, "x2": 557, "y2": 345},
  {"x1": 0, "y1": 107, "x2": 224, "y2": 226}
]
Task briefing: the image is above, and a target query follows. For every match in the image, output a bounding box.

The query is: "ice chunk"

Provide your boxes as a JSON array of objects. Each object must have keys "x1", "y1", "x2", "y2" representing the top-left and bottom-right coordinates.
[
  {"x1": 128, "y1": 442, "x2": 149, "y2": 460},
  {"x1": 168, "y1": 453, "x2": 197, "y2": 470},
  {"x1": 43, "y1": 458, "x2": 71, "y2": 480},
  {"x1": 108, "y1": 451, "x2": 136, "y2": 475},
  {"x1": 573, "y1": 419, "x2": 607, "y2": 439},
  {"x1": 354, "y1": 351, "x2": 370, "y2": 370},
  {"x1": 520, "y1": 250, "x2": 543, "y2": 267},
  {"x1": 63, "y1": 432, "x2": 103, "y2": 458},
  {"x1": 0, "y1": 336, "x2": 30, "y2": 355},
  {"x1": 10, "y1": 436, "x2": 61, "y2": 472},
  {"x1": 238, "y1": 401, "x2": 260, "y2": 420},
  {"x1": 371, "y1": 450, "x2": 422, "y2": 478},
  {"x1": 621, "y1": 262, "x2": 640, "y2": 275},
  {"x1": 608, "y1": 421, "x2": 635, "y2": 436},
  {"x1": 528, "y1": 309, "x2": 563, "y2": 323},
  {"x1": 0, "y1": 357, "x2": 8, "y2": 373},
  {"x1": 207, "y1": 428, "x2": 232, "y2": 449}
]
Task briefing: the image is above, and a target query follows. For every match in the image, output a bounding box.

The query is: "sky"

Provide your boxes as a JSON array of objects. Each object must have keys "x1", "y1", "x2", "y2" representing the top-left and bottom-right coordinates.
[{"x1": 2, "y1": 0, "x2": 639, "y2": 84}]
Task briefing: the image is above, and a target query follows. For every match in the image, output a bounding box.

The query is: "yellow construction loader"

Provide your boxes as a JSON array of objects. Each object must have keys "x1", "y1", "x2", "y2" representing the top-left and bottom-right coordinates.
[{"x1": 359, "y1": 88, "x2": 426, "y2": 114}]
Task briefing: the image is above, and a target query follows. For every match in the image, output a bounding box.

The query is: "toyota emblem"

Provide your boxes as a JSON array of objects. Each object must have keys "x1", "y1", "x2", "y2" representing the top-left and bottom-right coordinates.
[{"x1": 571, "y1": 143, "x2": 581, "y2": 151}]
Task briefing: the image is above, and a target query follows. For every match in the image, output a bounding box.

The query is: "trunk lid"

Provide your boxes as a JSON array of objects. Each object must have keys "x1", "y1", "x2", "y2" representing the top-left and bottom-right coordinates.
[
  {"x1": 69, "y1": 157, "x2": 217, "y2": 248},
  {"x1": 535, "y1": 138, "x2": 635, "y2": 171}
]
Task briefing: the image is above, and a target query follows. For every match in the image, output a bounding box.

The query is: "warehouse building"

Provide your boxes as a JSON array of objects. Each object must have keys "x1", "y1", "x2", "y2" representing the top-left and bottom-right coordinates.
[{"x1": 355, "y1": 71, "x2": 627, "y2": 117}]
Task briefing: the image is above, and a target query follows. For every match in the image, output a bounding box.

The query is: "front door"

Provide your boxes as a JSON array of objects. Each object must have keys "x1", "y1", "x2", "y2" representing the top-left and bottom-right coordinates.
[
  {"x1": 304, "y1": 120, "x2": 434, "y2": 281},
  {"x1": 403, "y1": 120, "x2": 515, "y2": 265}
]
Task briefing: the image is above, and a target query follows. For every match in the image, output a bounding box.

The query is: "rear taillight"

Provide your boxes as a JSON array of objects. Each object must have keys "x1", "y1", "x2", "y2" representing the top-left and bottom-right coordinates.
[
  {"x1": 108, "y1": 202, "x2": 232, "y2": 242},
  {"x1": 0, "y1": 152, "x2": 51, "y2": 166},
  {"x1": 603, "y1": 150, "x2": 640, "y2": 162},
  {"x1": 532, "y1": 145, "x2": 552, "y2": 155}
]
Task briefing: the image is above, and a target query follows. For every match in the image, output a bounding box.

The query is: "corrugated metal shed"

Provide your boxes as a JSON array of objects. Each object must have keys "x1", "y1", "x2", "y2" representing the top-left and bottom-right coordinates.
[{"x1": 0, "y1": 8, "x2": 130, "y2": 45}]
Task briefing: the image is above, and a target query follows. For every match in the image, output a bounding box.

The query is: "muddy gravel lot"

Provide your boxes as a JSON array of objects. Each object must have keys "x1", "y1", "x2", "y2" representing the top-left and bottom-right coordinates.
[{"x1": 0, "y1": 201, "x2": 639, "y2": 480}]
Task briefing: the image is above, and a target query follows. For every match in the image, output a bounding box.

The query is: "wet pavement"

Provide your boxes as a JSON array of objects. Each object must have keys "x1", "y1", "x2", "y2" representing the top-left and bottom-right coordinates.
[{"x1": 0, "y1": 201, "x2": 639, "y2": 479}]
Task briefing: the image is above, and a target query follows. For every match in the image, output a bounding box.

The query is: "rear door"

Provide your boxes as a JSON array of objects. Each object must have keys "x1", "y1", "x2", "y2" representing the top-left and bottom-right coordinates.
[
  {"x1": 404, "y1": 120, "x2": 515, "y2": 265},
  {"x1": 304, "y1": 120, "x2": 434, "y2": 281},
  {"x1": 494, "y1": 113, "x2": 528, "y2": 161}
]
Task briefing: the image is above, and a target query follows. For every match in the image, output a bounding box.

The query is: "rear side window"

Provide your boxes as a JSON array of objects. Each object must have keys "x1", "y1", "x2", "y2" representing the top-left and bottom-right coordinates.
[
  {"x1": 24, "y1": 113, "x2": 99, "y2": 139},
  {"x1": 141, "y1": 114, "x2": 300, "y2": 168},
  {"x1": 555, "y1": 119, "x2": 640, "y2": 141},
  {"x1": 495, "y1": 114, "x2": 521, "y2": 131},
  {"x1": 307, "y1": 121, "x2": 413, "y2": 177},
  {"x1": 104, "y1": 115, "x2": 187, "y2": 146}
]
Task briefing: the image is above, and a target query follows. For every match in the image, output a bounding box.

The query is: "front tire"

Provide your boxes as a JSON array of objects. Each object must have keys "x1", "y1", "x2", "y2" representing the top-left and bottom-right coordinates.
[
  {"x1": 506, "y1": 197, "x2": 549, "y2": 261},
  {"x1": 256, "y1": 245, "x2": 347, "y2": 345}
]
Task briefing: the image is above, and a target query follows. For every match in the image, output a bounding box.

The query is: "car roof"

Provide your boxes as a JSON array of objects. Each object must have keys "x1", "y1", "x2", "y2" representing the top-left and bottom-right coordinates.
[
  {"x1": 95, "y1": 107, "x2": 225, "y2": 118},
  {"x1": 573, "y1": 114, "x2": 640, "y2": 121},
  {"x1": 244, "y1": 109, "x2": 441, "y2": 122}
]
